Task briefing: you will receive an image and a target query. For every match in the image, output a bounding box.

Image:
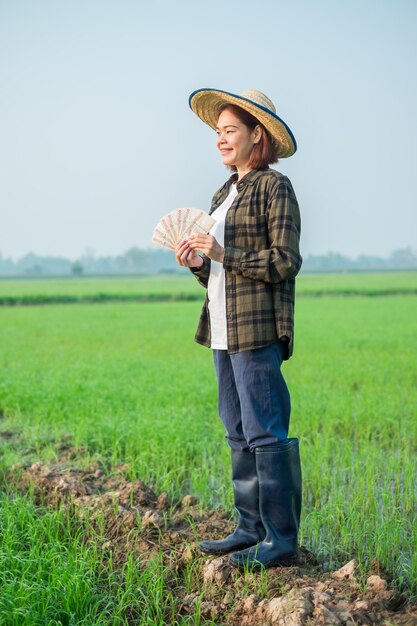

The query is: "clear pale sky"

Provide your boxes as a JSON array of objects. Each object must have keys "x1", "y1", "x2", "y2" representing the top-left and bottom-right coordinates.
[{"x1": 1, "y1": 0, "x2": 416, "y2": 260}]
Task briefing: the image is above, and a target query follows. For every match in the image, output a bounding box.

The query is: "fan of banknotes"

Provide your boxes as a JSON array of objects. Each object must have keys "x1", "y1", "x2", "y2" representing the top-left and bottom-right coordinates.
[{"x1": 152, "y1": 208, "x2": 215, "y2": 251}]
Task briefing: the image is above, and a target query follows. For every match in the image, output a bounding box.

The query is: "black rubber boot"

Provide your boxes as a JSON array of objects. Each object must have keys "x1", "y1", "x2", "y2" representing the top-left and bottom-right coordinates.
[
  {"x1": 200, "y1": 448, "x2": 265, "y2": 555},
  {"x1": 229, "y1": 438, "x2": 302, "y2": 569}
]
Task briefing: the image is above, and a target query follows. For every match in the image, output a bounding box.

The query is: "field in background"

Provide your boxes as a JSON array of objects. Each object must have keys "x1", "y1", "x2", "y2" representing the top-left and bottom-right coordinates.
[
  {"x1": 0, "y1": 272, "x2": 416, "y2": 623},
  {"x1": 0, "y1": 270, "x2": 416, "y2": 303}
]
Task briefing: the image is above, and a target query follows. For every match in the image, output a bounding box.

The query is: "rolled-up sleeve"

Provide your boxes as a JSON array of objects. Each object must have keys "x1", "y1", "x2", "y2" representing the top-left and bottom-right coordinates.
[
  {"x1": 190, "y1": 255, "x2": 211, "y2": 287},
  {"x1": 222, "y1": 178, "x2": 302, "y2": 284}
]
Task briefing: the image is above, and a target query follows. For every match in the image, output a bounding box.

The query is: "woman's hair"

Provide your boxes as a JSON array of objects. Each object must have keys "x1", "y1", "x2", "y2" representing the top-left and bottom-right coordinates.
[{"x1": 218, "y1": 103, "x2": 279, "y2": 170}]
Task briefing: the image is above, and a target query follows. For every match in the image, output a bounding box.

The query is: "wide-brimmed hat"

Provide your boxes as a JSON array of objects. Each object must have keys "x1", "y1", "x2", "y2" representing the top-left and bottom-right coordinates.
[{"x1": 189, "y1": 88, "x2": 297, "y2": 158}]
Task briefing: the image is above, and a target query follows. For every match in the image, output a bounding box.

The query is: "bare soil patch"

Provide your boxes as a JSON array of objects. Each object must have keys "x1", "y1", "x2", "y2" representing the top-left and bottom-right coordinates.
[{"x1": 5, "y1": 459, "x2": 417, "y2": 626}]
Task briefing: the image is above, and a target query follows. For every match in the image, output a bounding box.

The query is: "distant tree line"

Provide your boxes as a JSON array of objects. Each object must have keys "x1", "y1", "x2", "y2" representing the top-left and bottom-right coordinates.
[
  {"x1": 301, "y1": 247, "x2": 417, "y2": 272},
  {"x1": 0, "y1": 248, "x2": 179, "y2": 277},
  {"x1": 0, "y1": 246, "x2": 416, "y2": 277}
]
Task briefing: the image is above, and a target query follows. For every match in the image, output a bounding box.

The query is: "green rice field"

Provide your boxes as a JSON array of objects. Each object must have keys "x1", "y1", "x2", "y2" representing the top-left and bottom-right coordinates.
[
  {"x1": 0, "y1": 271, "x2": 416, "y2": 624},
  {"x1": 0, "y1": 270, "x2": 415, "y2": 304}
]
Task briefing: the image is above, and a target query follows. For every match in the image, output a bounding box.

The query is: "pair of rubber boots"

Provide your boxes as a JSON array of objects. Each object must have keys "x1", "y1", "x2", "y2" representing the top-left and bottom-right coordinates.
[{"x1": 200, "y1": 438, "x2": 301, "y2": 570}]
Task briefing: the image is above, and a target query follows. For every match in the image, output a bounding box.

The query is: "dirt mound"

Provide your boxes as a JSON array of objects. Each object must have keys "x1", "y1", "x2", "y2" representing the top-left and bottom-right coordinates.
[
  {"x1": 11, "y1": 460, "x2": 234, "y2": 566},
  {"x1": 7, "y1": 461, "x2": 417, "y2": 626}
]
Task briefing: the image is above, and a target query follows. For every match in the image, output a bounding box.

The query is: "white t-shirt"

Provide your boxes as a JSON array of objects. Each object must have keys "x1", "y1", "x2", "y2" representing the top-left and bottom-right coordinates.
[{"x1": 207, "y1": 183, "x2": 238, "y2": 350}]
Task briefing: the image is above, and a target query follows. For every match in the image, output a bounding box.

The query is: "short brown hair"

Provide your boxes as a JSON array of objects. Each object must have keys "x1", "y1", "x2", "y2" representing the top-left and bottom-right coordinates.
[{"x1": 218, "y1": 103, "x2": 279, "y2": 170}]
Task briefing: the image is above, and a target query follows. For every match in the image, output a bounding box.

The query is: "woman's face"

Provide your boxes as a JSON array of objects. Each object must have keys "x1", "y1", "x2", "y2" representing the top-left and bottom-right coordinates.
[{"x1": 216, "y1": 108, "x2": 259, "y2": 172}]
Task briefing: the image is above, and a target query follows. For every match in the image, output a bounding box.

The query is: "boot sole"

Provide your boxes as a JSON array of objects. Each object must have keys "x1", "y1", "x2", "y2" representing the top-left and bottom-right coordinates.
[
  {"x1": 199, "y1": 541, "x2": 258, "y2": 556},
  {"x1": 230, "y1": 552, "x2": 299, "y2": 570}
]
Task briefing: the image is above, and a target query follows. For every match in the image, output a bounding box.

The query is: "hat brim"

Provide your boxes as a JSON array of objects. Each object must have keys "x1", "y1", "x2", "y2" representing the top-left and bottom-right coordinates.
[{"x1": 189, "y1": 88, "x2": 297, "y2": 158}]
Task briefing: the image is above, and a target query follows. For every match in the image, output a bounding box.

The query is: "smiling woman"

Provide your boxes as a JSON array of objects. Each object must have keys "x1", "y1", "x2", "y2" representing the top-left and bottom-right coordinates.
[
  {"x1": 174, "y1": 87, "x2": 302, "y2": 571},
  {"x1": 215, "y1": 108, "x2": 261, "y2": 176},
  {"x1": 216, "y1": 104, "x2": 279, "y2": 173}
]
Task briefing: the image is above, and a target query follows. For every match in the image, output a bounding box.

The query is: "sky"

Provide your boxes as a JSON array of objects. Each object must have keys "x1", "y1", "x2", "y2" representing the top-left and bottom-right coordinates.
[{"x1": 0, "y1": 0, "x2": 416, "y2": 261}]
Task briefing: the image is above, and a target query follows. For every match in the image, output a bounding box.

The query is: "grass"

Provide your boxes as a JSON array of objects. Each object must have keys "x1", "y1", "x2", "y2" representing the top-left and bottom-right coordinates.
[
  {"x1": 0, "y1": 498, "x2": 111, "y2": 625},
  {"x1": 0, "y1": 272, "x2": 416, "y2": 621},
  {"x1": 0, "y1": 494, "x2": 212, "y2": 625},
  {"x1": 0, "y1": 270, "x2": 416, "y2": 305},
  {"x1": 0, "y1": 275, "x2": 202, "y2": 306}
]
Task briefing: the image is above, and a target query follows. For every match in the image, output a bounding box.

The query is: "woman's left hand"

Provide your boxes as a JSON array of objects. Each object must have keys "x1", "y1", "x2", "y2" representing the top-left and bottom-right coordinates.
[{"x1": 187, "y1": 234, "x2": 225, "y2": 263}]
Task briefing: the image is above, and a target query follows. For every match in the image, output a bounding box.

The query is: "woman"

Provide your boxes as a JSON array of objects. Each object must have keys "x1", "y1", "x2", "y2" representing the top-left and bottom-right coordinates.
[{"x1": 175, "y1": 88, "x2": 302, "y2": 570}]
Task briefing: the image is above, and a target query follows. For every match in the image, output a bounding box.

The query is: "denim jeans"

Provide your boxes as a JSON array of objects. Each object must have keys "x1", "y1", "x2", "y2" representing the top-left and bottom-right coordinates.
[{"x1": 212, "y1": 342, "x2": 291, "y2": 451}]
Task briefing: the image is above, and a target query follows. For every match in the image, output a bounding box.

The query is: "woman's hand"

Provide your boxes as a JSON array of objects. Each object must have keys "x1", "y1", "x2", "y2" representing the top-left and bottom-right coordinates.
[
  {"x1": 175, "y1": 240, "x2": 204, "y2": 268},
  {"x1": 187, "y1": 234, "x2": 225, "y2": 263}
]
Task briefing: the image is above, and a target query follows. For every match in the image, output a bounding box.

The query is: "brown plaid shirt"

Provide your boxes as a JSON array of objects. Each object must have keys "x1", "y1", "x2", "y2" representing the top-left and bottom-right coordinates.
[{"x1": 191, "y1": 167, "x2": 302, "y2": 359}]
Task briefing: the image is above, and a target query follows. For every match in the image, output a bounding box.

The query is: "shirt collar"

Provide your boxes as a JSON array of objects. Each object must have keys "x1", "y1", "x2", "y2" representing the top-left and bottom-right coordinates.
[{"x1": 227, "y1": 166, "x2": 270, "y2": 189}]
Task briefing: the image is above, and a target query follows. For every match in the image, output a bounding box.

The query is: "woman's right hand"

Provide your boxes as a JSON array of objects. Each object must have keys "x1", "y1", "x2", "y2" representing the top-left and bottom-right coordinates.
[{"x1": 175, "y1": 240, "x2": 204, "y2": 269}]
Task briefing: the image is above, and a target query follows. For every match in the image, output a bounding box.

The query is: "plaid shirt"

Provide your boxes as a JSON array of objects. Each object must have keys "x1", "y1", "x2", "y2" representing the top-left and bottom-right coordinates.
[{"x1": 191, "y1": 167, "x2": 302, "y2": 359}]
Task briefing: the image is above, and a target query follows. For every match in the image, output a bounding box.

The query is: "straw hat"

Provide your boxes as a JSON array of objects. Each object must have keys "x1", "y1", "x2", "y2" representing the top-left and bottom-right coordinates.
[{"x1": 189, "y1": 88, "x2": 297, "y2": 158}]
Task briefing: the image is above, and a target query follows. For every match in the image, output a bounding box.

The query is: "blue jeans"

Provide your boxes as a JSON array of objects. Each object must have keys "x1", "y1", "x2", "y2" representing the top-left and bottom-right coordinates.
[{"x1": 212, "y1": 342, "x2": 291, "y2": 451}]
